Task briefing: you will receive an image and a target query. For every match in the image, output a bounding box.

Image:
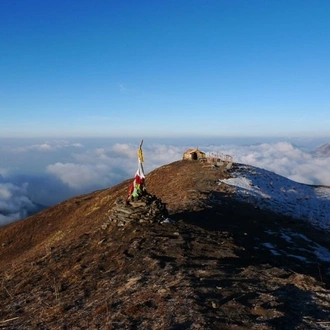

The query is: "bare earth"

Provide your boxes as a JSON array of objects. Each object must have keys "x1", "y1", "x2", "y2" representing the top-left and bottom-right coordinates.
[{"x1": 1, "y1": 160, "x2": 330, "y2": 329}]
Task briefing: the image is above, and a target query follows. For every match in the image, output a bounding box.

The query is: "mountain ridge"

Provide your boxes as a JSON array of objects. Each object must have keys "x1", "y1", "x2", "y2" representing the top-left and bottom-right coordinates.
[
  {"x1": 1, "y1": 160, "x2": 330, "y2": 329},
  {"x1": 315, "y1": 143, "x2": 330, "y2": 157}
]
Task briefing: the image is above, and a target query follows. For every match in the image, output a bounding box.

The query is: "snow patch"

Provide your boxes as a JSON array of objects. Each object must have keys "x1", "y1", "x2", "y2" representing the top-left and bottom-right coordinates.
[
  {"x1": 261, "y1": 242, "x2": 281, "y2": 256},
  {"x1": 264, "y1": 228, "x2": 330, "y2": 264},
  {"x1": 219, "y1": 164, "x2": 330, "y2": 231}
]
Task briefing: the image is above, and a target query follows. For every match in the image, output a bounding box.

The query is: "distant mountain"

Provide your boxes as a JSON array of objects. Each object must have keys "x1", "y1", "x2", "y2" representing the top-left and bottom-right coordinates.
[
  {"x1": 1, "y1": 160, "x2": 330, "y2": 329},
  {"x1": 315, "y1": 142, "x2": 330, "y2": 156}
]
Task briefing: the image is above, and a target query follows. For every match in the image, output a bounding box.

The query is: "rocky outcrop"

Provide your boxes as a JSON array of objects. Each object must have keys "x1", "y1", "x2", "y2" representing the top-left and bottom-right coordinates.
[{"x1": 103, "y1": 192, "x2": 169, "y2": 228}]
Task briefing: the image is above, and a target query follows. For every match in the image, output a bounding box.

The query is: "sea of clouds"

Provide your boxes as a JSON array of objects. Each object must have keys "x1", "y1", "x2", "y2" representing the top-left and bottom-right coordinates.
[{"x1": 0, "y1": 137, "x2": 329, "y2": 226}]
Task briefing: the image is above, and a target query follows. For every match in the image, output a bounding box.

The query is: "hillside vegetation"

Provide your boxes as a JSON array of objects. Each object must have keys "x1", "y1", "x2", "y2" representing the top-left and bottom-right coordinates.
[{"x1": 1, "y1": 160, "x2": 330, "y2": 329}]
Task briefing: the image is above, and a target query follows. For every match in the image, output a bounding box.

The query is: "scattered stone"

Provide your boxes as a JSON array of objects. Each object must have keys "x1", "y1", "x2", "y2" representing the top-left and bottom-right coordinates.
[
  {"x1": 130, "y1": 201, "x2": 147, "y2": 207},
  {"x1": 160, "y1": 217, "x2": 175, "y2": 224},
  {"x1": 107, "y1": 192, "x2": 169, "y2": 227}
]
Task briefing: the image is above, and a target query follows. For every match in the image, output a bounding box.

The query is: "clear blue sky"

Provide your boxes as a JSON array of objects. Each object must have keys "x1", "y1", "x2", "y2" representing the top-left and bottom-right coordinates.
[{"x1": 1, "y1": 0, "x2": 329, "y2": 138}]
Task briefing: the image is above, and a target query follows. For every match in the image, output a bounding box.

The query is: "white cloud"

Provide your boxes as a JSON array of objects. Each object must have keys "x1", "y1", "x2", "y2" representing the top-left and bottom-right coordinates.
[
  {"x1": 0, "y1": 186, "x2": 11, "y2": 199},
  {"x1": 38, "y1": 143, "x2": 52, "y2": 151},
  {"x1": 45, "y1": 143, "x2": 183, "y2": 191},
  {"x1": 111, "y1": 143, "x2": 137, "y2": 158},
  {"x1": 0, "y1": 168, "x2": 8, "y2": 177},
  {"x1": 46, "y1": 162, "x2": 112, "y2": 189},
  {"x1": 143, "y1": 144, "x2": 182, "y2": 171},
  {"x1": 0, "y1": 182, "x2": 37, "y2": 226},
  {"x1": 204, "y1": 142, "x2": 330, "y2": 186},
  {"x1": 72, "y1": 143, "x2": 84, "y2": 148},
  {"x1": 12, "y1": 140, "x2": 84, "y2": 153},
  {"x1": 2, "y1": 138, "x2": 330, "y2": 226}
]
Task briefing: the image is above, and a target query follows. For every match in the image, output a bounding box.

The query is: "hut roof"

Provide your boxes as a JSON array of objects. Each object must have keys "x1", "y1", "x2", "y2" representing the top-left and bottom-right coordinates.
[{"x1": 183, "y1": 148, "x2": 205, "y2": 154}]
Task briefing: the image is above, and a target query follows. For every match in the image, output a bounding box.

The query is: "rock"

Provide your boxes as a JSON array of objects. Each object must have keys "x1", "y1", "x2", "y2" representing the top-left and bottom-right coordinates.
[
  {"x1": 116, "y1": 207, "x2": 133, "y2": 215},
  {"x1": 130, "y1": 201, "x2": 147, "y2": 207},
  {"x1": 108, "y1": 191, "x2": 169, "y2": 227}
]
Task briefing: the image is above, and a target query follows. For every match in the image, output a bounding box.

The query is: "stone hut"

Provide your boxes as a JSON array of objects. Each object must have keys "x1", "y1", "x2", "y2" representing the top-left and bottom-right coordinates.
[{"x1": 182, "y1": 148, "x2": 206, "y2": 161}]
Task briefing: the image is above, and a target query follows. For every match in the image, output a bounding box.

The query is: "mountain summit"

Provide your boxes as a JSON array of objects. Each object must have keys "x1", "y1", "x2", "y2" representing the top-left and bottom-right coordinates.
[
  {"x1": 1, "y1": 160, "x2": 330, "y2": 329},
  {"x1": 315, "y1": 143, "x2": 330, "y2": 157}
]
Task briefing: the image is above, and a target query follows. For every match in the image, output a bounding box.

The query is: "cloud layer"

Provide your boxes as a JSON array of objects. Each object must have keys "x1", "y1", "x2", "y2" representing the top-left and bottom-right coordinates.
[
  {"x1": 0, "y1": 182, "x2": 38, "y2": 226},
  {"x1": 214, "y1": 142, "x2": 330, "y2": 186},
  {"x1": 0, "y1": 138, "x2": 329, "y2": 226}
]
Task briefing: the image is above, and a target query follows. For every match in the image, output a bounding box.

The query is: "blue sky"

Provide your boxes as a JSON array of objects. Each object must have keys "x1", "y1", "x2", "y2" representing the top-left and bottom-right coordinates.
[{"x1": 1, "y1": 0, "x2": 330, "y2": 138}]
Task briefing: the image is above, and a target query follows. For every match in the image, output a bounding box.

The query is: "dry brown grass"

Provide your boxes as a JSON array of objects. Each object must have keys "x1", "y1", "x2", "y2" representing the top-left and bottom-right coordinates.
[{"x1": 1, "y1": 160, "x2": 330, "y2": 329}]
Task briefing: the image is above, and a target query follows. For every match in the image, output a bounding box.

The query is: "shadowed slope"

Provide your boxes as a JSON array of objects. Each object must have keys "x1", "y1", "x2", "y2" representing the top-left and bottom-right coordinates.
[{"x1": 1, "y1": 160, "x2": 330, "y2": 329}]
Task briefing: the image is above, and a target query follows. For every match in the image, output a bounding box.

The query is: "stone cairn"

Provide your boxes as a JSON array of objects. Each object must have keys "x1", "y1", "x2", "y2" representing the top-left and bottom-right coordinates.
[{"x1": 103, "y1": 192, "x2": 169, "y2": 228}]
